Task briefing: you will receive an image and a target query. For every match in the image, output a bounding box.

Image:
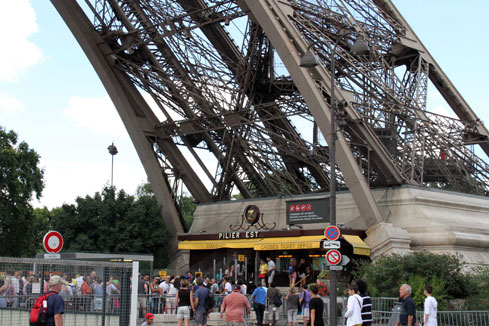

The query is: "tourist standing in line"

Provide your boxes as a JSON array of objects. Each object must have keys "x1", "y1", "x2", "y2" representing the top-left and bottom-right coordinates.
[
  {"x1": 285, "y1": 287, "x2": 300, "y2": 326},
  {"x1": 424, "y1": 285, "x2": 438, "y2": 326},
  {"x1": 258, "y1": 259, "x2": 268, "y2": 286},
  {"x1": 356, "y1": 279, "x2": 372, "y2": 326},
  {"x1": 194, "y1": 278, "x2": 210, "y2": 326},
  {"x1": 308, "y1": 284, "x2": 324, "y2": 326},
  {"x1": 288, "y1": 258, "x2": 298, "y2": 288},
  {"x1": 266, "y1": 257, "x2": 276, "y2": 286},
  {"x1": 395, "y1": 284, "x2": 416, "y2": 326},
  {"x1": 251, "y1": 282, "x2": 267, "y2": 326},
  {"x1": 176, "y1": 279, "x2": 194, "y2": 326},
  {"x1": 345, "y1": 284, "x2": 363, "y2": 326}
]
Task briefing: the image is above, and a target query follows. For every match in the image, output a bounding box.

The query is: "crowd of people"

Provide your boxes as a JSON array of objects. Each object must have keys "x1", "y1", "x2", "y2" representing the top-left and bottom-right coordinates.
[
  {"x1": 0, "y1": 267, "x2": 439, "y2": 326},
  {"x1": 0, "y1": 270, "x2": 121, "y2": 312}
]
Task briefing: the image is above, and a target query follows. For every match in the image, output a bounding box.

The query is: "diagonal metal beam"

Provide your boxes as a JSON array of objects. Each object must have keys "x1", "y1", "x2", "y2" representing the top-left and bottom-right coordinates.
[{"x1": 238, "y1": 0, "x2": 384, "y2": 227}]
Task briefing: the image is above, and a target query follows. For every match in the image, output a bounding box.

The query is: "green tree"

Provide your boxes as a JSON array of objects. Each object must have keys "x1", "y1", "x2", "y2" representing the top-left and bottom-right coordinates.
[
  {"x1": 50, "y1": 186, "x2": 171, "y2": 267},
  {"x1": 0, "y1": 127, "x2": 44, "y2": 256}
]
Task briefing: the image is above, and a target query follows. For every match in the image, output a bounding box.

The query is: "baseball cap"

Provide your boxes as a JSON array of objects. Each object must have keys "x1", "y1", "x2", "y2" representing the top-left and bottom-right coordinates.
[
  {"x1": 146, "y1": 313, "x2": 154, "y2": 320},
  {"x1": 48, "y1": 275, "x2": 68, "y2": 286}
]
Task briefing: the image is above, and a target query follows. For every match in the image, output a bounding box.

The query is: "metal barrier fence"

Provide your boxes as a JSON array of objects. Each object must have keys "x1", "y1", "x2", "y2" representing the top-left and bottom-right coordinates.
[
  {"x1": 373, "y1": 310, "x2": 489, "y2": 326},
  {"x1": 0, "y1": 256, "x2": 134, "y2": 326}
]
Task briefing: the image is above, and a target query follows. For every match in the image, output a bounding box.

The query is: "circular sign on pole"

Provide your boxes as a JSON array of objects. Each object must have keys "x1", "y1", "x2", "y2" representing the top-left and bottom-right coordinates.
[
  {"x1": 326, "y1": 249, "x2": 342, "y2": 265},
  {"x1": 43, "y1": 231, "x2": 63, "y2": 254},
  {"x1": 324, "y1": 225, "x2": 340, "y2": 241}
]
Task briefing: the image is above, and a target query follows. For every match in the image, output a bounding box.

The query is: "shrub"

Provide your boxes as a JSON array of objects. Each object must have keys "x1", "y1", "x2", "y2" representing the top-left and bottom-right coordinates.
[
  {"x1": 408, "y1": 274, "x2": 447, "y2": 309},
  {"x1": 353, "y1": 251, "x2": 467, "y2": 299},
  {"x1": 465, "y1": 266, "x2": 489, "y2": 310}
]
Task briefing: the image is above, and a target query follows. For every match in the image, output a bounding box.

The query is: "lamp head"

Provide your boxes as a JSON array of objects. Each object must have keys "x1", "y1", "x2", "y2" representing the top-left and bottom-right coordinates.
[
  {"x1": 300, "y1": 50, "x2": 319, "y2": 67},
  {"x1": 351, "y1": 39, "x2": 369, "y2": 55}
]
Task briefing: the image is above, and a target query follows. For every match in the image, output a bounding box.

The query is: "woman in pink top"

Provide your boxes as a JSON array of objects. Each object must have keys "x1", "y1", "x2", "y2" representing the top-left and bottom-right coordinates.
[{"x1": 220, "y1": 285, "x2": 251, "y2": 325}]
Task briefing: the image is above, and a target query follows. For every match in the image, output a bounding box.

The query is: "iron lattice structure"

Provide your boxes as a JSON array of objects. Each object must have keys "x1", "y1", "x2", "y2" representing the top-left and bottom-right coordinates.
[{"x1": 52, "y1": 0, "x2": 489, "y2": 235}]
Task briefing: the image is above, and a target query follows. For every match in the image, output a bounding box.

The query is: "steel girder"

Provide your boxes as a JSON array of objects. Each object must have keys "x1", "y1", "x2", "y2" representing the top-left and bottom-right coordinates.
[{"x1": 51, "y1": 0, "x2": 489, "y2": 233}]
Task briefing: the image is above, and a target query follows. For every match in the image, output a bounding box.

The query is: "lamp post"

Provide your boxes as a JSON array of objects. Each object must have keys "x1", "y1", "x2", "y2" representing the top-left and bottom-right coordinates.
[
  {"x1": 301, "y1": 33, "x2": 369, "y2": 326},
  {"x1": 107, "y1": 142, "x2": 118, "y2": 187}
]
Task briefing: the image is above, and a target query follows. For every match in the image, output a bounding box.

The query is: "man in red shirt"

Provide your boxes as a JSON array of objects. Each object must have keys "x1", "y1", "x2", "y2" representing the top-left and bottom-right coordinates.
[
  {"x1": 81, "y1": 275, "x2": 92, "y2": 311},
  {"x1": 220, "y1": 285, "x2": 251, "y2": 325}
]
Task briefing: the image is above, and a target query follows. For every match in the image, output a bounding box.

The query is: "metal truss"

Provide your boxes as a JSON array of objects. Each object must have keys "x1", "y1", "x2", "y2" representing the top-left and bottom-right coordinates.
[{"x1": 52, "y1": 0, "x2": 489, "y2": 234}]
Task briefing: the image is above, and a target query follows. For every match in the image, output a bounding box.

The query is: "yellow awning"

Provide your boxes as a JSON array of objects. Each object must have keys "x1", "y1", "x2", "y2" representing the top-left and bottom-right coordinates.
[
  {"x1": 254, "y1": 235, "x2": 325, "y2": 251},
  {"x1": 342, "y1": 235, "x2": 370, "y2": 256},
  {"x1": 178, "y1": 238, "x2": 262, "y2": 250}
]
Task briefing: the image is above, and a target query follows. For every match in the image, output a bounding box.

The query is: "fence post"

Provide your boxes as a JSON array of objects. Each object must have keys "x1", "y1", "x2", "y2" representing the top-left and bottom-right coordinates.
[
  {"x1": 101, "y1": 267, "x2": 107, "y2": 326},
  {"x1": 130, "y1": 261, "x2": 139, "y2": 326},
  {"x1": 120, "y1": 266, "x2": 132, "y2": 326}
]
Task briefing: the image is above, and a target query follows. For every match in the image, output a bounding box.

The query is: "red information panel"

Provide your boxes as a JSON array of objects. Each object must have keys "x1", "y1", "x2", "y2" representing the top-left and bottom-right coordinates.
[
  {"x1": 326, "y1": 249, "x2": 342, "y2": 265},
  {"x1": 324, "y1": 225, "x2": 340, "y2": 241},
  {"x1": 43, "y1": 231, "x2": 64, "y2": 253}
]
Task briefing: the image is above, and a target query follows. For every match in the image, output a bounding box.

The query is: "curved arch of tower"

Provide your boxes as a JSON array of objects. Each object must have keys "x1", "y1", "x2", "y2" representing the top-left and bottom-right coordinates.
[{"x1": 51, "y1": 0, "x2": 489, "y2": 257}]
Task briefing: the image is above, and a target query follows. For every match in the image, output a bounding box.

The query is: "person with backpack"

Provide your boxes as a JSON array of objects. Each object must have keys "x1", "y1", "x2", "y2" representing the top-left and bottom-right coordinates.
[
  {"x1": 193, "y1": 278, "x2": 210, "y2": 326},
  {"x1": 36, "y1": 275, "x2": 66, "y2": 326},
  {"x1": 345, "y1": 284, "x2": 363, "y2": 326},
  {"x1": 251, "y1": 282, "x2": 267, "y2": 326},
  {"x1": 288, "y1": 258, "x2": 297, "y2": 288},
  {"x1": 267, "y1": 282, "x2": 282, "y2": 325}
]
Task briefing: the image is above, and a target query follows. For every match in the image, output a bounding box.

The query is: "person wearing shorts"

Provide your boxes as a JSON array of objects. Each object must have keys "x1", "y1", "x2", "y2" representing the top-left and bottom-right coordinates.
[
  {"x1": 286, "y1": 287, "x2": 300, "y2": 326},
  {"x1": 176, "y1": 279, "x2": 193, "y2": 326},
  {"x1": 300, "y1": 286, "x2": 311, "y2": 326},
  {"x1": 193, "y1": 278, "x2": 209, "y2": 326}
]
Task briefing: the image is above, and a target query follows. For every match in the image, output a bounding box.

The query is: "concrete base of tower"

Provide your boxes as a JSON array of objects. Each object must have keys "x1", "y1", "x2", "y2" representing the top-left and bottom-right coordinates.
[{"x1": 172, "y1": 185, "x2": 489, "y2": 275}]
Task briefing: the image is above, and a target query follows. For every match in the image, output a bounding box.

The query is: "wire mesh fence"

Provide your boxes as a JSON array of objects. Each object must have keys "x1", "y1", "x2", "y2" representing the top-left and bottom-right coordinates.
[{"x1": 0, "y1": 256, "x2": 133, "y2": 326}]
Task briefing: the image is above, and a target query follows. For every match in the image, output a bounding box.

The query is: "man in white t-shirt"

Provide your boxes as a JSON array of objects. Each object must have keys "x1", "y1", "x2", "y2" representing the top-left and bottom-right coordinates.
[
  {"x1": 159, "y1": 276, "x2": 171, "y2": 294},
  {"x1": 223, "y1": 277, "x2": 233, "y2": 295},
  {"x1": 266, "y1": 257, "x2": 276, "y2": 286},
  {"x1": 424, "y1": 285, "x2": 438, "y2": 326}
]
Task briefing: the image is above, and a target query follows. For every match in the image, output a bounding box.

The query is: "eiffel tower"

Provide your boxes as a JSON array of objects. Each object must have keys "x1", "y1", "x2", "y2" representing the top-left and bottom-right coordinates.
[{"x1": 51, "y1": 0, "x2": 489, "y2": 242}]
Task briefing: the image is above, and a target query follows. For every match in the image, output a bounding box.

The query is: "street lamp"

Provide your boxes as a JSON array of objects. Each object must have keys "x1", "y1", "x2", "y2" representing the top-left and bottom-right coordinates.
[
  {"x1": 300, "y1": 33, "x2": 369, "y2": 326},
  {"x1": 107, "y1": 142, "x2": 118, "y2": 187}
]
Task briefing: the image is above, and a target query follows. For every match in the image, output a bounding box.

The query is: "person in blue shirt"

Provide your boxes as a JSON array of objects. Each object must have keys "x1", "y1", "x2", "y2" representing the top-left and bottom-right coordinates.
[
  {"x1": 46, "y1": 275, "x2": 66, "y2": 326},
  {"x1": 193, "y1": 278, "x2": 209, "y2": 326},
  {"x1": 252, "y1": 283, "x2": 267, "y2": 326}
]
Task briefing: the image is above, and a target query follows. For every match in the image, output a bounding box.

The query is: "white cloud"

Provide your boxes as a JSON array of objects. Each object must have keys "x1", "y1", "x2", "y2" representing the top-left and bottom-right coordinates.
[
  {"x1": 64, "y1": 95, "x2": 128, "y2": 137},
  {"x1": 34, "y1": 159, "x2": 147, "y2": 209},
  {"x1": 0, "y1": 92, "x2": 24, "y2": 114},
  {"x1": 0, "y1": 0, "x2": 43, "y2": 82}
]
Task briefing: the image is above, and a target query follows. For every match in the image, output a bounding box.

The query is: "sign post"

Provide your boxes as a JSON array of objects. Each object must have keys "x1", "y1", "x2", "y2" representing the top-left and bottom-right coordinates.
[
  {"x1": 43, "y1": 230, "x2": 63, "y2": 259},
  {"x1": 326, "y1": 249, "x2": 342, "y2": 265}
]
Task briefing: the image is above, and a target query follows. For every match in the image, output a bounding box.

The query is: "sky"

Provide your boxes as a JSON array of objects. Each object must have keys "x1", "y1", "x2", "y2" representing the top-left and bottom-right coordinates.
[{"x1": 0, "y1": 0, "x2": 488, "y2": 209}]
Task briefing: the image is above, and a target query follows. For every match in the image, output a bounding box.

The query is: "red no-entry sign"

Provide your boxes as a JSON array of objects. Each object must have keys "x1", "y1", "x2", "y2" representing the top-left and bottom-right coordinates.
[
  {"x1": 324, "y1": 225, "x2": 340, "y2": 241},
  {"x1": 43, "y1": 231, "x2": 64, "y2": 253},
  {"x1": 326, "y1": 249, "x2": 342, "y2": 265}
]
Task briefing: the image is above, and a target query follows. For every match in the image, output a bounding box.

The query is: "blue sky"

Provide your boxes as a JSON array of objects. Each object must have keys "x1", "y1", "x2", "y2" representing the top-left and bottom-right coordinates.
[{"x1": 1, "y1": 0, "x2": 488, "y2": 208}]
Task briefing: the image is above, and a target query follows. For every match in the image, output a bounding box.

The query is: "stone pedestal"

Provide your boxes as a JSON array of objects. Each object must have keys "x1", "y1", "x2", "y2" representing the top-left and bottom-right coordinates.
[
  {"x1": 167, "y1": 249, "x2": 190, "y2": 275},
  {"x1": 365, "y1": 223, "x2": 412, "y2": 259}
]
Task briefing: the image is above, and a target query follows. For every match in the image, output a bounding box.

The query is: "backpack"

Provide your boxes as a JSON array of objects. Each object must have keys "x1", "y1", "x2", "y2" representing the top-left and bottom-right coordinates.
[
  {"x1": 30, "y1": 292, "x2": 56, "y2": 326},
  {"x1": 204, "y1": 289, "x2": 214, "y2": 311},
  {"x1": 273, "y1": 291, "x2": 282, "y2": 307}
]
